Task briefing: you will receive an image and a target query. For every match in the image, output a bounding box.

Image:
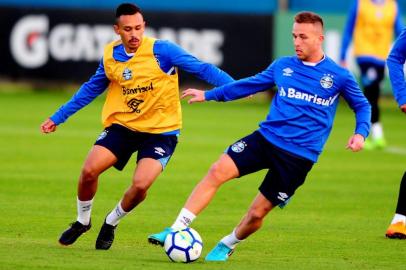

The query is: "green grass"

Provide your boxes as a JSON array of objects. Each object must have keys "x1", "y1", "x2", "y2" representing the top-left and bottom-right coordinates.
[{"x1": 0, "y1": 90, "x2": 404, "y2": 269}]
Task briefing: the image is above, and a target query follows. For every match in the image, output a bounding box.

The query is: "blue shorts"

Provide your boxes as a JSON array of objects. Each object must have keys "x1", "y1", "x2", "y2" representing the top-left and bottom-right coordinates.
[
  {"x1": 226, "y1": 131, "x2": 314, "y2": 208},
  {"x1": 95, "y1": 124, "x2": 178, "y2": 171}
]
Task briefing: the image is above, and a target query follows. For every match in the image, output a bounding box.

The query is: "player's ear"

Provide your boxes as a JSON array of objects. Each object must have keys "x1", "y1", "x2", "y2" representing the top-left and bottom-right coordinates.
[
  {"x1": 113, "y1": 24, "x2": 120, "y2": 35},
  {"x1": 319, "y1": 34, "x2": 324, "y2": 43}
]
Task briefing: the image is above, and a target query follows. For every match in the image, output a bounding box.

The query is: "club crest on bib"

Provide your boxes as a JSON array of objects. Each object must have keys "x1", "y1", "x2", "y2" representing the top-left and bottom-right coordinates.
[
  {"x1": 320, "y1": 74, "x2": 334, "y2": 89},
  {"x1": 231, "y1": 140, "x2": 247, "y2": 153},
  {"x1": 122, "y1": 68, "x2": 133, "y2": 80}
]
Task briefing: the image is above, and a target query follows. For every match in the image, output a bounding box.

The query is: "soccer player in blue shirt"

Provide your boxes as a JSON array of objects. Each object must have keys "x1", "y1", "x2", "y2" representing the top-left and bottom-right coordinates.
[
  {"x1": 149, "y1": 12, "x2": 371, "y2": 261},
  {"x1": 385, "y1": 28, "x2": 406, "y2": 239},
  {"x1": 40, "y1": 3, "x2": 234, "y2": 250}
]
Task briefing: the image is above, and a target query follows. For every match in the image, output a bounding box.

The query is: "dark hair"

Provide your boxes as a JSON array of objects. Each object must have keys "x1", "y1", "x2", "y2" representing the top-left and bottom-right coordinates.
[
  {"x1": 115, "y1": 3, "x2": 142, "y2": 19},
  {"x1": 294, "y1": 11, "x2": 324, "y2": 28}
]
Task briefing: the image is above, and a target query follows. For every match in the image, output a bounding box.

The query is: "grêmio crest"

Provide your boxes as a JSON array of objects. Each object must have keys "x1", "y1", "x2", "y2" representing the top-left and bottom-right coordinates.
[
  {"x1": 320, "y1": 74, "x2": 334, "y2": 89},
  {"x1": 122, "y1": 68, "x2": 133, "y2": 80}
]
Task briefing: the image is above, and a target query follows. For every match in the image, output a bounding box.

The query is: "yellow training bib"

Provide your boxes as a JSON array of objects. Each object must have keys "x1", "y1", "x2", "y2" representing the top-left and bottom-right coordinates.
[
  {"x1": 353, "y1": 0, "x2": 398, "y2": 60},
  {"x1": 102, "y1": 37, "x2": 181, "y2": 133}
]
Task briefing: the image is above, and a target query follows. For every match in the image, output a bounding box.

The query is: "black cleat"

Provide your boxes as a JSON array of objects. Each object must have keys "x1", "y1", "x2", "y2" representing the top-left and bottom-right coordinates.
[
  {"x1": 59, "y1": 220, "x2": 91, "y2": 246},
  {"x1": 95, "y1": 220, "x2": 117, "y2": 250}
]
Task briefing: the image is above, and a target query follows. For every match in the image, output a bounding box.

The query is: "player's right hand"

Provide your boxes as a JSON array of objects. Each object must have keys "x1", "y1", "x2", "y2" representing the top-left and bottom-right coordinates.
[
  {"x1": 346, "y1": 134, "x2": 364, "y2": 152},
  {"x1": 40, "y1": 118, "x2": 57, "y2": 134},
  {"x1": 400, "y1": 104, "x2": 406, "y2": 114},
  {"x1": 181, "y1": 88, "x2": 206, "y2": 104}
]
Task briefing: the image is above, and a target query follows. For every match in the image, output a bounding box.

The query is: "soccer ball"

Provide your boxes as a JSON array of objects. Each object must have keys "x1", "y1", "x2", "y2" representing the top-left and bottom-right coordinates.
[{"x1": 164, "y1": 227, "x2": 203, "y2": 263}]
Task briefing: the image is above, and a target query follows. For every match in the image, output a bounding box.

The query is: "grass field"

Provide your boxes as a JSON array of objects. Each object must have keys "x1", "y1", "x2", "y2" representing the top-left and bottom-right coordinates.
[{"x1": 0, "y1": 90, "x2": 404, "y2": 269}]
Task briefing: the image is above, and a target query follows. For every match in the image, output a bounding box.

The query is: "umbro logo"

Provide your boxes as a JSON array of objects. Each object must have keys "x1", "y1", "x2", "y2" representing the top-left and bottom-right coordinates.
[
  {"x1": 283, "y1": 67, "x2": 294, "y2": 76},
  {"x1": 277, "y1": 192, "x2": 289, "y2": 201},
  {"x1": 81, "y1": 205, "x2": 91, "y2": 212},
  {"x1": 181, "y1": 216, "x2": 192, "y2": 226},
  {"x1": 154, "y1": 147, "x2": 166, "y2": 156}
]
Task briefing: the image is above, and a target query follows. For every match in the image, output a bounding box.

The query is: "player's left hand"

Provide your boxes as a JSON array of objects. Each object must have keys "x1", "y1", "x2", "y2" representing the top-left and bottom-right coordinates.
[
  {"x1": 40, "y1": 118, "x2": 57, "y2": 134},
  {"x1": 346, "y1": 134, "x2": 365, "y2": 152}
]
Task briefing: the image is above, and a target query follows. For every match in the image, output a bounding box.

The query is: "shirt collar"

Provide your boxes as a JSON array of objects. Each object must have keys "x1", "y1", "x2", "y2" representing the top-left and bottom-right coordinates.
[{"x1": 301, "y1": 54, "x2": 326, "y2": 66}]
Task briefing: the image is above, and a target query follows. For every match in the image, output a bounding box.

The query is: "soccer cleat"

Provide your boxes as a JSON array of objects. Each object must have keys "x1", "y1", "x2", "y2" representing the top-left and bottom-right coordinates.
[
  {"x1": 363, "y1": 137, "x2": 387, "y2": 150},
  {"x1": 363, "y1": 138, "x2": 374, "y2": 150},
  {"x1": 59, "y1": 220, "x2": 91, "y2": 246},
  {"x1": 385, "y1": 222, "x2": 406, "y2": 239},
  {"x1": 95, "y1": 220, "x2": 117, "y2": 250},
  {"x1": 374, "y1": 137, "x2": 387, "y2": 149},
  {"x1": 148, "y1": 227, "x2": 174, "y2": 246},
  {"x1": 205, "y1": 242, "x2": 234, "y2": 262}
]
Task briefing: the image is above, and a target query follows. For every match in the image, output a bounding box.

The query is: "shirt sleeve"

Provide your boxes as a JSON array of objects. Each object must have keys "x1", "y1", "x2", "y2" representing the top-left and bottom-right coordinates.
[
  {"x1": 394, "y1": 3, "x2": 403, "y2": 37},
  {"x1": 160, "y1": 40, "x2": 234, "y2": 86},
  {"x1": 340, "y1": 70, "x2": 371, "y2": 138},
  {"x1": 50, "y1": 59, "x2": 110, "y2": 125},
  {"x1": 387, "y1": 28, "x2": 406, "y2": 107},
  {"x1": 205, "y1": 62, "x2": 275, "y2": 102},
  {"x1": 340, "y1": 0, "x2": 358, "y2": 62}
]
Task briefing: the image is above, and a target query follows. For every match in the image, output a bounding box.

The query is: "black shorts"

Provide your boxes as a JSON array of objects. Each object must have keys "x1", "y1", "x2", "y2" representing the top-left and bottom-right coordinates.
[
  {"x1": 94, "y1": 124, "x2": 178, "y2": 171},
  {"x1": 226, "y1": 131, "x2": 314, "y2": 208}
]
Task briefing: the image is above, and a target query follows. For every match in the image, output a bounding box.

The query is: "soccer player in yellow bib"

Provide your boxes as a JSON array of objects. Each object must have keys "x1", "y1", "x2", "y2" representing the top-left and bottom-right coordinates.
[
  {"x1": 40, "y1": 3, "x2": 234, "y2": 250},
  {"x1": 385, "y1": 28, "x2": 406, "y2": 239},
  {"x1": 340, "y1": 0, "x2": 403, "y2": 149}
]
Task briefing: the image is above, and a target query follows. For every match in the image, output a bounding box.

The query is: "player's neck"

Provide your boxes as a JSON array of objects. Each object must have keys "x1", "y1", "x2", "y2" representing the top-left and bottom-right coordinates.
[
  {"x1": 124, "y1": 46, "x2": 138, "y2": 55},
  {"x1": 304, "y1": 51, "x2": 324, "y2": 63}
]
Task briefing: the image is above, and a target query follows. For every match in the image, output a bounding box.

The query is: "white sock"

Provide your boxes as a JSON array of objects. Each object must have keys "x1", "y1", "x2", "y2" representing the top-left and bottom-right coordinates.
[
  {"x1": 171, "y1": 208, "x2": 196, "y2": 230},
  {"x1": 106, "y1": 201, "x2": 128, "y2": 226},
  {"x1": 76, "y1": 197, "x2": 93, "y2": 225},
  {"x1": 220, "y1": 228, "x2": 242, "y2": 249},
  {"x1": 371, "y1": 122, "x2": 384, "y2": 140},
  {"x1": 391, "y1": 213, "x2": 406, "y2": 224}
]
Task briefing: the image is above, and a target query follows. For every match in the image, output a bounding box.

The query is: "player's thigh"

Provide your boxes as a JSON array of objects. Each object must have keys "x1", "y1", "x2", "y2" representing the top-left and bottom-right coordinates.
[
  {"x1": 246, "y1": 192, "x2": 274, "y2": 219},
  {"x1": 137, "y1": 134, "x2": 178, "y2": 170},
  {"x1": 208, "y1": 153, "x2": 240, "y2": 182},
  {"x1": 82, "y1": 145, "x2": 118, "y2": 174},
  {"x1": 95, "y1": 124, "x2": 138, "y2": 171},
  {"x1": 225, "y1": 131, "x2": 268, "y2": 177},
  {"x1": 131, "y1": 158, "x2": 163, "y2": 190},
  {"x1": 133, "y1": 134, "x2": 178, "y2": 188},
  {"x1": 259, "y1": 147, "x2": 313, "y2": 208}
]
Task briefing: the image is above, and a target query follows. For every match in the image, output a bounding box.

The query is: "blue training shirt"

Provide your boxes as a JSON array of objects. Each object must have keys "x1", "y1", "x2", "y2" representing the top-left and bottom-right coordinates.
[
  {"x1": 50, "y1": 39, "x2": 234, "y2": 132},
  {"x1": 205, "y1": 56, "x2": 371, "y2": 162},
  {"x1": 387, "y1": 28, "x2": 406, "y2": 107}
]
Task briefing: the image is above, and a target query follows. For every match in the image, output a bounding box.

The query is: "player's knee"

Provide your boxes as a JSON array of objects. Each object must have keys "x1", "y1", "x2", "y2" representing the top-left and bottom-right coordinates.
[
  {"x1": 207, "y1": 162, "x2": 230, "y2": 184},
  {"x1": 80, "y1": 166, "x2": 99, "y2": 183},
  {"x1": 246, "y1": 207, "x2": 268, "y2": 223},
  {"x1": 130, "y1": 179, "x2": 150, "y2": 195}
]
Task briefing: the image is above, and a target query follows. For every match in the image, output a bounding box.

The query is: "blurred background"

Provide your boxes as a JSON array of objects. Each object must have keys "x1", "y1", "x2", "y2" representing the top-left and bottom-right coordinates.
[{"x1": 1, "y1": 0, "x2": 405, "y2": 92}]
